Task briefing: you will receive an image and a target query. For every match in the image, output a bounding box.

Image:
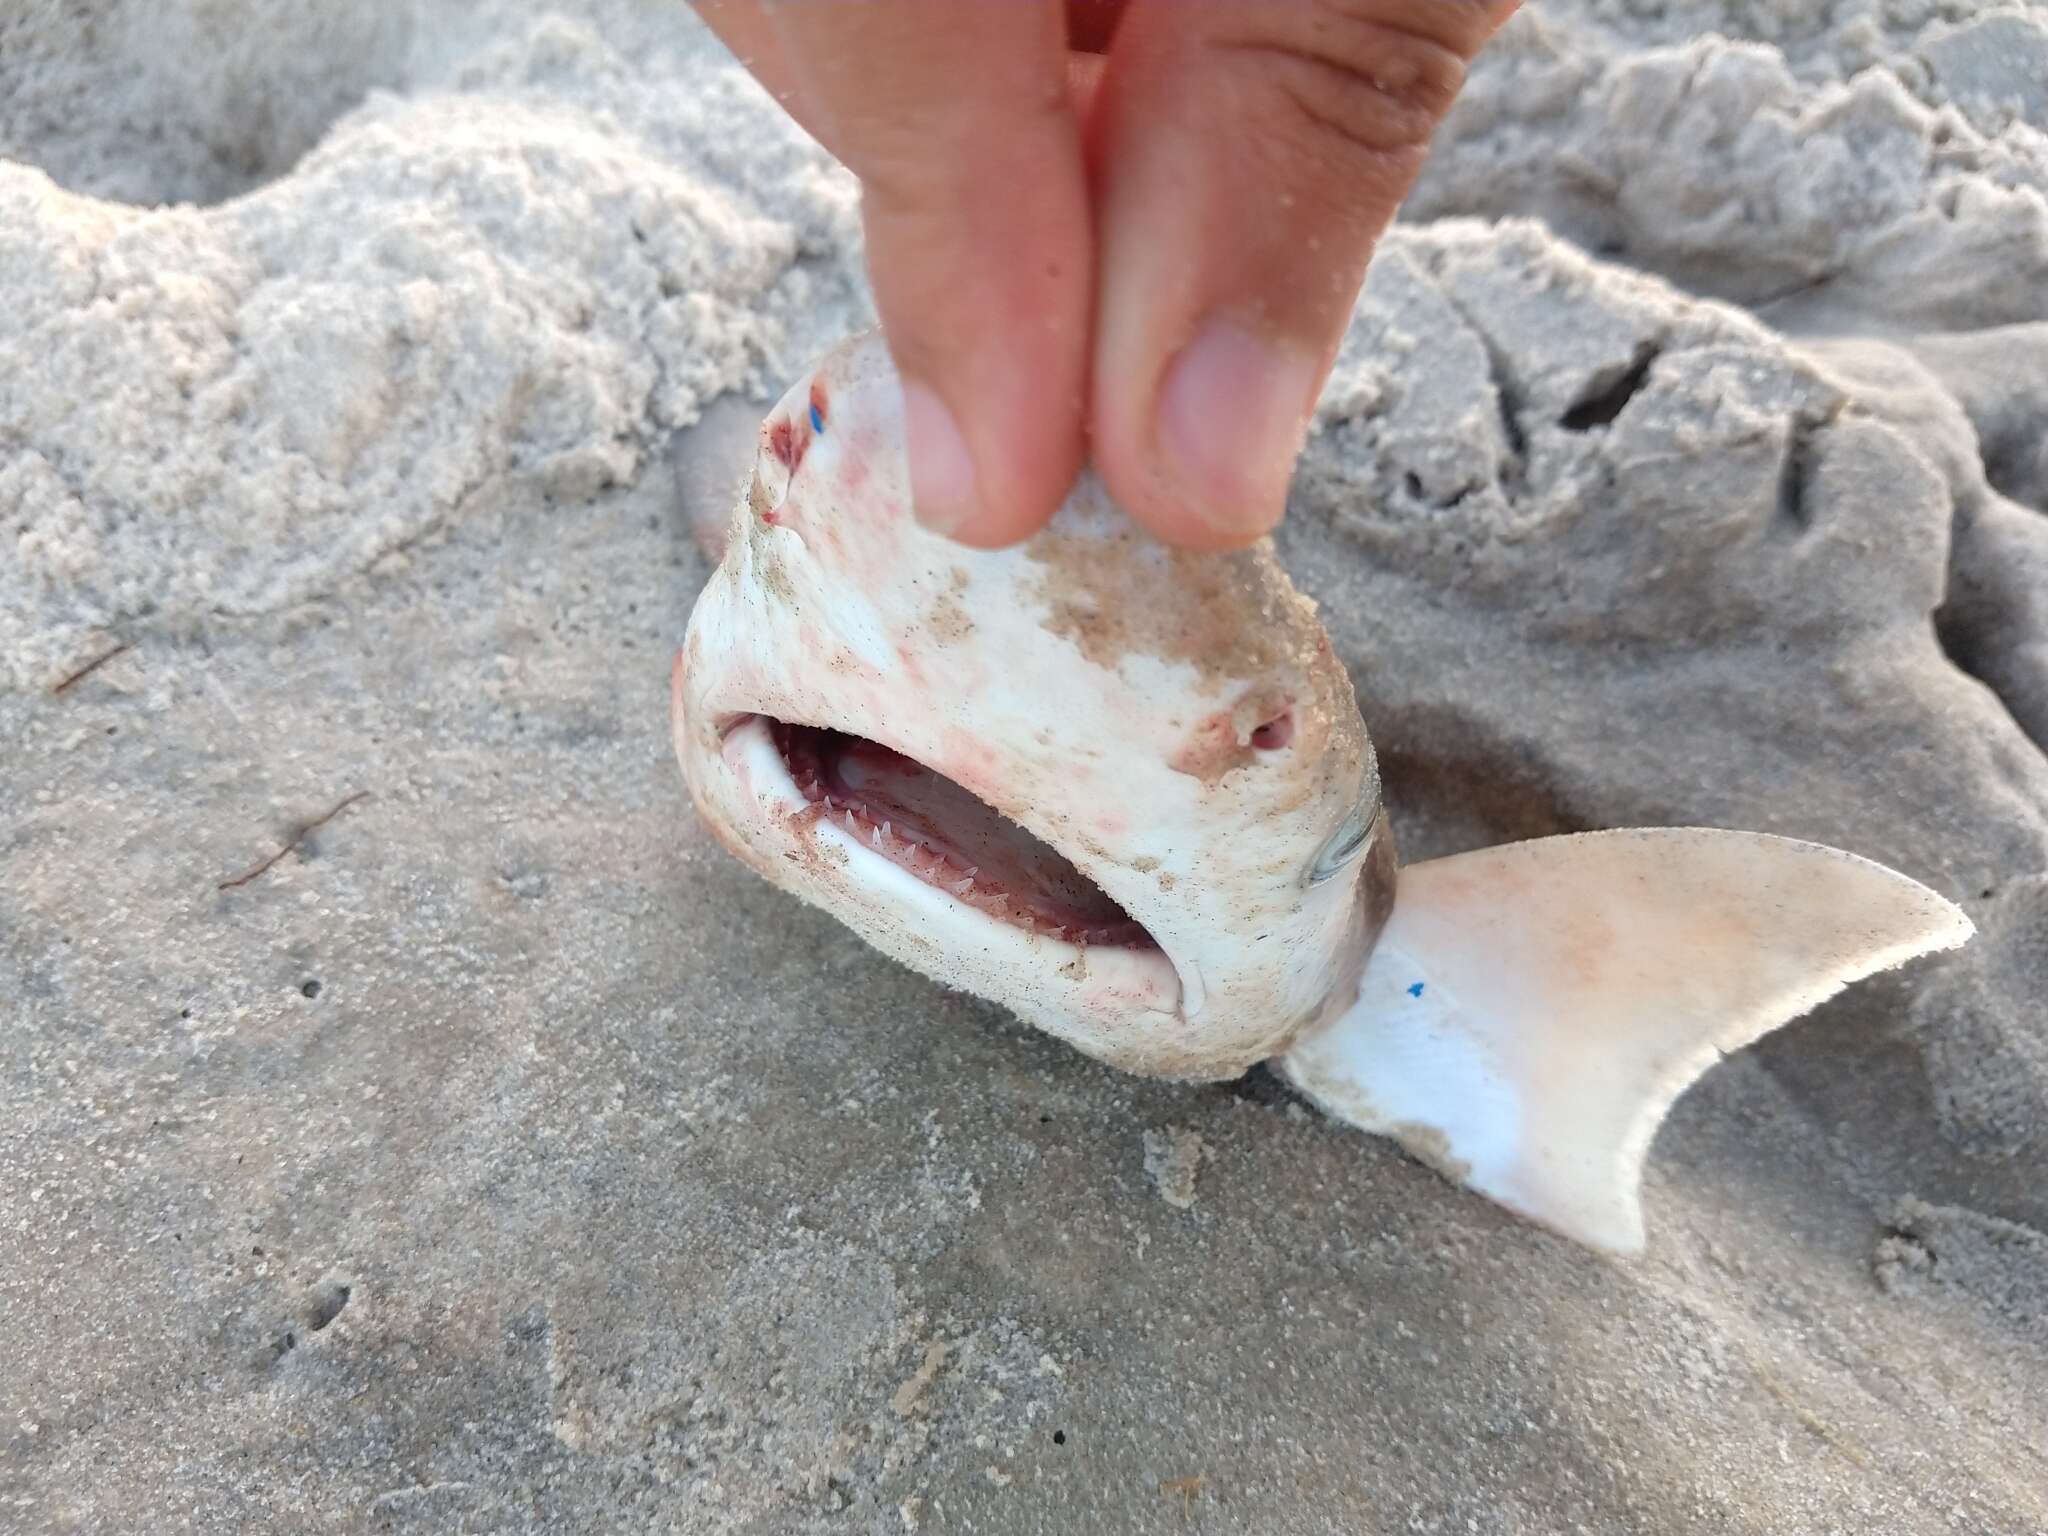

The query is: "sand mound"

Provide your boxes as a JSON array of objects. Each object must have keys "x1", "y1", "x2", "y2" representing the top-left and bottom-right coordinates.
[
  {"x1": 1409, "y1": 1, "x2": 2048, "y2": 331},
  {"x1": 1, "y1": 4, "x2": 869, "y2": 692}
]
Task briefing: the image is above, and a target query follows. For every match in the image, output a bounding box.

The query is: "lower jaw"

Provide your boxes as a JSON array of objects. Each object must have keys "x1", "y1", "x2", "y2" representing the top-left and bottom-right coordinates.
[
  {"x1": 699, "y1": 716, "x2": 1408, "y2": 1080},
  {"x1": 678, "y1": 695, "x2": 1201, "y2": 1038},
  {"x1": 724, "y1": 717, "x2": 1193, "y2": 1033}
]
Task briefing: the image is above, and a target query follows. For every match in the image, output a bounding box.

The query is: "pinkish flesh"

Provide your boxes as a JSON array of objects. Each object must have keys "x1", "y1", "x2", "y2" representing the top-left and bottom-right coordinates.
[{"x1": 772, "y1": 721, "x2": 1153, "y2": 948}]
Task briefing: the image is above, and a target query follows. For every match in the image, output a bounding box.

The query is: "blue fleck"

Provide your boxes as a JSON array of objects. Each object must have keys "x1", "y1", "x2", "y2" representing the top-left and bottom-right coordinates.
[
  {"x1": 1407, "y1": 982, "x2": 1425, "y2": 998},
  {"x1": 809, "y1": 402, "x2": 824, "y2": 433}
]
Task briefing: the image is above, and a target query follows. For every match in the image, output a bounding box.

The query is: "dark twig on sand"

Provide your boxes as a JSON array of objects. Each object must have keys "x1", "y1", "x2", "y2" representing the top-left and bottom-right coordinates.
[
  {"x1": 217, "y1": 792, "x2": 372, "y2": 891},
  {"x1": 50, "y1": 641, "x2": 133, "y2": 695}
]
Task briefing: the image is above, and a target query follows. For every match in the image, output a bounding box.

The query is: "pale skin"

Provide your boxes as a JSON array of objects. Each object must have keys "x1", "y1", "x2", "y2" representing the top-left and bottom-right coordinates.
[{"x1": 692, "y1": 0, "x2": 1521, "y2": 552}]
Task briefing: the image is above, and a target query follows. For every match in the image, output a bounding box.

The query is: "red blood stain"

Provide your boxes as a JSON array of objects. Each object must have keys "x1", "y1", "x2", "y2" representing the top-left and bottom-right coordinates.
[{"x1": 759, "y1": 380, "x2": 836, "y2": 524}]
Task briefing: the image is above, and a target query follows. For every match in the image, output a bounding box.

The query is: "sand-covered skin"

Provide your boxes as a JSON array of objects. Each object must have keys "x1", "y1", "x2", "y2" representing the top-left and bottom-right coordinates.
[{"x1": 4, "y1": 2, "x2": 2046, "y2": 1532}]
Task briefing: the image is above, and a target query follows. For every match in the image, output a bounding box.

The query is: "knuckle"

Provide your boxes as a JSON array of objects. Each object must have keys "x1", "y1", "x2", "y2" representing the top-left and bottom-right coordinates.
[
  {"x1": 841, "y1": 81, "x2": 1072, "y2": 225},
  {"x1": 1211, "y1": 1, "x2": 1493, "y2": 161}
]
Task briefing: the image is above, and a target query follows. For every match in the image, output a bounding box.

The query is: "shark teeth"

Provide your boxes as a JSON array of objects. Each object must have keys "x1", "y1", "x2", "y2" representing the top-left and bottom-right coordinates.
[
  {"x1": 771, "y1": 718, "x2": 1153, "y2": 950},
  {"x1": 807, "y1": 798, "x2": 1141, "y2": 944}
]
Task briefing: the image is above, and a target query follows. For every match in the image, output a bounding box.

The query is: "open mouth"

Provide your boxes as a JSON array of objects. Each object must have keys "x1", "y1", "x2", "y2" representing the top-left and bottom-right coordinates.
[{"x1": 753, "y1": 719, "x2": 1157, "y2": 949}]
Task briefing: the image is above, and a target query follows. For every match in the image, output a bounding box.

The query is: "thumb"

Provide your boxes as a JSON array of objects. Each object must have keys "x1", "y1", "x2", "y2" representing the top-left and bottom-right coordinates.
[{"x1": 1087, "y1": 0, "x2": 1518, "y2": 549}]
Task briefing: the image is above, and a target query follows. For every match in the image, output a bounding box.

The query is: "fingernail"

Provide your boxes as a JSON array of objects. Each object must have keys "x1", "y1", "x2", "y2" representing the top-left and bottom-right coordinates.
[
  {"x1": 1157, "y1": 319, "x2": 1318, "y2": 538},
  {"x1": 901, "y1": 377, "x2": 978, "y2": 537}
]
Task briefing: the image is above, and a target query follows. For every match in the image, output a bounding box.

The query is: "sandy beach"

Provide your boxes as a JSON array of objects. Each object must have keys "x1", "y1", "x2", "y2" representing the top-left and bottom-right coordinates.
[{"x1": 4, "y1": 2, "x2": 2046, "y2": 1531}]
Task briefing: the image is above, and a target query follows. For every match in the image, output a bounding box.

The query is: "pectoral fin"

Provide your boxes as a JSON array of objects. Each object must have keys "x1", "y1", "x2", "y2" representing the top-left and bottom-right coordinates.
[{"x1": 1278, "y1": 829, "x2": 1973, "y2": 1254}]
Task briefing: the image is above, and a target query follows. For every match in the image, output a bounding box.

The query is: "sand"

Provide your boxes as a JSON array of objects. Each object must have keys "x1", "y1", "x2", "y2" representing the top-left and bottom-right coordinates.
[{"x1": 3, "y1": 1, "x2": 2045, "y2": 1531}]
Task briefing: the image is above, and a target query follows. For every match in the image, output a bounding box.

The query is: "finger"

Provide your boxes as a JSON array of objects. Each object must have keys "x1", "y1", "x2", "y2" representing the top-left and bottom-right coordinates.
[
  {"x1": 756, "y1": 0, "x2": 1092, "y2": 548},
  {"x1": 1089, "y1": 0, "x2": 1518, "y2": 549},
  {"x1": 693, "y1": 0, "x2": 804, "y2": 106}
]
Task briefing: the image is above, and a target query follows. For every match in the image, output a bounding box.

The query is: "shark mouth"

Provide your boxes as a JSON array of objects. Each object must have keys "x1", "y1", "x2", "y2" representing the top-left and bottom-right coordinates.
[{"x1": 739, "y1": 717, "x2": 1158, "y2": 949}]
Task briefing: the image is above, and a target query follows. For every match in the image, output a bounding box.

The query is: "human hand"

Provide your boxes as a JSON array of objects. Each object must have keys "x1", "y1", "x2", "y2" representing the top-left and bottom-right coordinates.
[{"x1": 694, "y1": 0, "x2": 1518, "y2": 550}]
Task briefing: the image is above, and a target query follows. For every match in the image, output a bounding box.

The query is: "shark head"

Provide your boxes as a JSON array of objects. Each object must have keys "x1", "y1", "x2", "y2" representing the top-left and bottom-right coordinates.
[
  {"x1": 674, "y1": 331, "x2": 1975, "y2": 1255},
  {"x1": 673, "y1": 330, "x2": 1394, "y2": 1081}
]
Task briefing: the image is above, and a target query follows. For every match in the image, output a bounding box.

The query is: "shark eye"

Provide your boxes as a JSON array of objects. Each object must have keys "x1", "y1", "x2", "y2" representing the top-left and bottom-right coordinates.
[{"x1": 1306, "y1": 792, "x2": 1375, "y2": 886}]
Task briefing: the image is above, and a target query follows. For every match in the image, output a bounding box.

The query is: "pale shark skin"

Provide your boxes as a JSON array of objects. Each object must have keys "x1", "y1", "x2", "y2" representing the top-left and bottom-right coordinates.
[{"x1": 673, "y1": 330, "x2": 1975, "y2": 1254}]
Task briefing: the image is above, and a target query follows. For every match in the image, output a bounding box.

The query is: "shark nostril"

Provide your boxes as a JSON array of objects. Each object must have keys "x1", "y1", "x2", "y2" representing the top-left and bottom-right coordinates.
[{"x1": 1251, "y1": 712, "x2": 1294, "y2": 751}]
